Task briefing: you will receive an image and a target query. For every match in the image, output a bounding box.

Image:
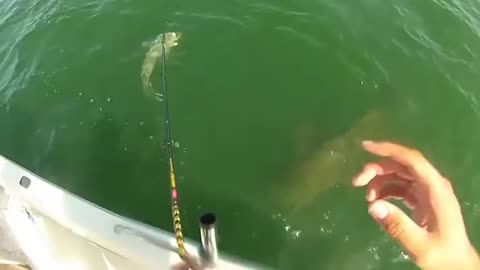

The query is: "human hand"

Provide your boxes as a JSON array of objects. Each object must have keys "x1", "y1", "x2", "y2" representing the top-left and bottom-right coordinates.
[{"x1": 353, "y1": 141, "x2": 479, "y2": 270}]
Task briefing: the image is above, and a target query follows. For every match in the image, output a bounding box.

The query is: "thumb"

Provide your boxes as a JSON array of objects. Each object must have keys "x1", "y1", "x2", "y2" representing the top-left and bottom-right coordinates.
[{"x1": 368, "y1": 200, "x2": 428, "y2": 259}]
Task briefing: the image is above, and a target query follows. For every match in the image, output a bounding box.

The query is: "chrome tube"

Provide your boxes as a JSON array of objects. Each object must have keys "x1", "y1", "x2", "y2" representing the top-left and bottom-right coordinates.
[{"x1": 199, "y1": 213, "x2": 218, "y2": 267}]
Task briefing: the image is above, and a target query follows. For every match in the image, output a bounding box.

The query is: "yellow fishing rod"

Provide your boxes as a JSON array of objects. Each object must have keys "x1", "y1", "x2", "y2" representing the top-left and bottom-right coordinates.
[{"x1": 160, "y1": 33, "x2": 202, "y2": 270}]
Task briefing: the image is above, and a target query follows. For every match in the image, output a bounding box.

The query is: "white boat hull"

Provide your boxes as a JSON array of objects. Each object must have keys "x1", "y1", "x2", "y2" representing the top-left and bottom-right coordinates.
[{"x1": 0, "y1": 155, "x2": 261, "y2": 270}]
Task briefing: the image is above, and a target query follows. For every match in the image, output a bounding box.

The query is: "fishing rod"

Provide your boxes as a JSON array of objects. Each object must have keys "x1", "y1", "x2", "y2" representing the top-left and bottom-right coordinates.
[{"x1": 160, "y1": 33, "x2": 202, "y2": 270}]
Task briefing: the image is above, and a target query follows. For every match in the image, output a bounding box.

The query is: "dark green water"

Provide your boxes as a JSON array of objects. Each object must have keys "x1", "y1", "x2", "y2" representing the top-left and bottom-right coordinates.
[{"x1": 2, "y1": 0, "x2": 480, "y2": 269}]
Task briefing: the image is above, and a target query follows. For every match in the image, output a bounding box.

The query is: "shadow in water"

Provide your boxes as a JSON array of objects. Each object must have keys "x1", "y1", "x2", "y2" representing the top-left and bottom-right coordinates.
[{"x1": 70, "y1": 111, "x2": 172, "y2": 229}]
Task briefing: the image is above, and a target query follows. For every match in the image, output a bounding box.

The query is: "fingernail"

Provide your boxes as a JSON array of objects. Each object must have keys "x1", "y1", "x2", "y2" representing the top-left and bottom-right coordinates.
[
  {"x1": 362, "y1": 140, "x2": 374, "y2": 145},
  {"x1": 369, "y1": 203, "x2": 389, "y2": 220},
  {"x1": 366, "y1": 190, "x2": 376, "y2": 202},
  {"x1": 354, "y1": 168, "x2": 376, "y2": 186}
]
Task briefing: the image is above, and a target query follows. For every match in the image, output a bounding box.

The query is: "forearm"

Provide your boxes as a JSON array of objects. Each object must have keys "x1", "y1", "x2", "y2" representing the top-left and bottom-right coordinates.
[
  {"x1": 420, "y1": 246, "x2": 480, "y2": 270},
  {"x1": 460, "y1": 247, "x2": 480, "y2": 270}
]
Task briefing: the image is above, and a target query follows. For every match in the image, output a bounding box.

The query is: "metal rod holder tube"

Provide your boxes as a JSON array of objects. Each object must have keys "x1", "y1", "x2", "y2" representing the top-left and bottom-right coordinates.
[{"x1": 199, "y1": 213, "x2": 218, "y2": 267}]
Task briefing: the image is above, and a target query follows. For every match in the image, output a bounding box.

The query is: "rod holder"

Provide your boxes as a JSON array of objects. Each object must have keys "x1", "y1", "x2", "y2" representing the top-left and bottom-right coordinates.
[{"x1": 199, "y1": 213, "x2": 218, "y2": 267}]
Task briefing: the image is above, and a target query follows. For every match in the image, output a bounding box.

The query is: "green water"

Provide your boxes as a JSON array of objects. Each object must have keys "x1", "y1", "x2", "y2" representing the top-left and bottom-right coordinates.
[{"x1": 2, "y1": 0, "x2": 480, "y2": 269}]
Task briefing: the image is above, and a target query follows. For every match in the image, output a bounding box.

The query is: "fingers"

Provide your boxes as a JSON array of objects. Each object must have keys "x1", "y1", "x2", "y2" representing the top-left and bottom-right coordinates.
[
  {"x1": 363, "y1": 174, "x2": 417, "y2": 210},
  {"x1": 362, "y1": 141, "x2": 440, "y2": 185},
  {"x1": 373, "y1": 180, "x2": 418, "y2": 209},
  {"x1": 357, "y1": 142, "x2": 468, "y2": 240},
  {"x1": 365, "y1": 175, "x2": 392, "y2": 201},
  {"x1": 412, "y1": 206, "x2": 429, "y2": 229},
  {"x1": 353, "y1": 159, "x2": 414, "y2": 187},
  {"x1": 368, "y1": 200, "x2": 428, "y2": 261},
  {"x1": 364, "y1": 174, "x2": 409, "y2": 197}
]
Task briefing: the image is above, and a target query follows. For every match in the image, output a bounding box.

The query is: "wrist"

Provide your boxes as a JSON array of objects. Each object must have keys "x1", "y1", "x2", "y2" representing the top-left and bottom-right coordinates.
[
  {"x1": 419, "y1": 244, "x2": 480, "y2": 270},
  {"x1": 445, "y1": 245, "x2": 479, "y2": 270},
  {"x1": 464, "y1": 246, "x2": 480, "y2": 270}
]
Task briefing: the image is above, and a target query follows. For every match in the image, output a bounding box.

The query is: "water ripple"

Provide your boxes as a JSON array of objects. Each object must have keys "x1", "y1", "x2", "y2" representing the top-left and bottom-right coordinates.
[
  {"x1": 246, "y1": 2, "x2": 313, "y2": 19},
  {"x1": 431, "y1": 0, "x2": 480, "y2": 40},
  {"x1": 0, "y1": 0, "x2": 59, "y2": 106},
  {"x1": 0, "y1": 1, "x2": 19, "y2": 26},
  {"x1": 174, "y1": 11, "x2": 251, "y2": 29},
  {"x1": 0, "y1": 48, "x2": 19, "y2": 103},
  {"x1": 393, "y1": 4, "x2": 409, "y2": 17},
  {"x1": 403, "y1": 25, "x2": 469, "y2": 65},
  {"x1": 446, "y1": 73, "x2": 480, "y2": 119},
  {"x1": 391, "y1": 38, "x2": 413, "y2": 57},
  {"x1": 1, "y1": 57, "x2": 39, "y2": 108},
  {"x1": 274, "y1": 26, "x2": 326, "y2": 49},
  {"x1": 463, "y1": 44, "x2": 477, "y2": 60},
  {"x1": 336, "y1": 51, "x2": 367, "y2": 81}
]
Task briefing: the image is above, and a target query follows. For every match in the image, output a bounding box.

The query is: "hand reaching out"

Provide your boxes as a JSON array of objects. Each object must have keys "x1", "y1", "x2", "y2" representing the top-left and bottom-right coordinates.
[{"x1": 353, "y1": 141, "x2": 479, "y2": 270}]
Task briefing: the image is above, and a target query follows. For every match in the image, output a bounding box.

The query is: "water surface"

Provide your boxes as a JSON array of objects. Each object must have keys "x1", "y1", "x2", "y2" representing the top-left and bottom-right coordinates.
[{"x1": 2, "y1": 0, "x2": 480, "y2": 269}]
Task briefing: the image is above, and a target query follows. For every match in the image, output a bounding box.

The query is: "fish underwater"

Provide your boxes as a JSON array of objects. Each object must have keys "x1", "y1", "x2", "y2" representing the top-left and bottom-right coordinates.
[
  {"x1": 141, "y1": 32, "x2": 181, "y2": 99},
  {"x1": 271, "y1": 110, "x2": 404, "y2": 211}
]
